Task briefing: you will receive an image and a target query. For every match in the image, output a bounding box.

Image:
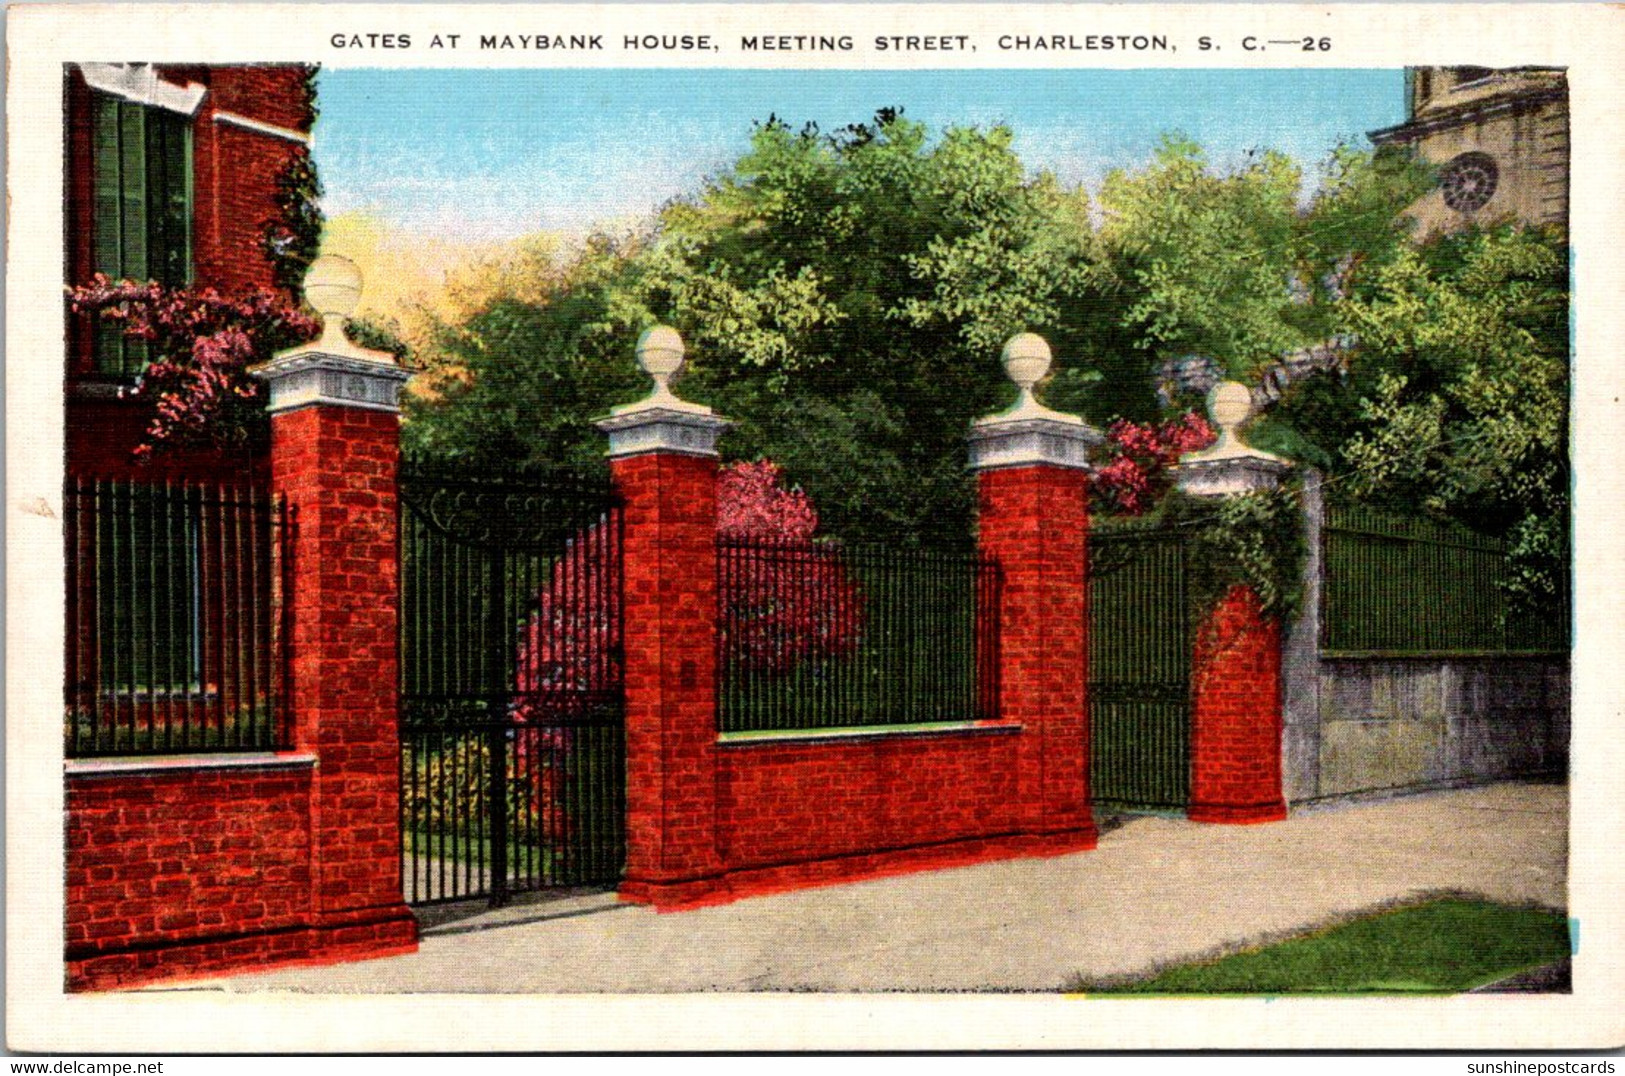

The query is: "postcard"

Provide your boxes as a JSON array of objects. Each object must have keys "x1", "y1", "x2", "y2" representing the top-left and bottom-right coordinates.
[{"x1": 6, "y1": 2, "x2": 1624, "y2": 1054}]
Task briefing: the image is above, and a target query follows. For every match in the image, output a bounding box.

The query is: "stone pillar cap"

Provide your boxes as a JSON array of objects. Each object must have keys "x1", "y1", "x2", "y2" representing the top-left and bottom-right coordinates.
[
  {"x1": 1175, "y1": 380, "x2": 1292, "y2": 496},
  {"x1": 968, "y1": 333, "x2": 1101, "y2": 471},
  {"x1": 250, "y1": 256, "x2": 412, "y2": 414},
  {"x1": 609, "y1": 324, "x2": 714, "y2": 417},
  {"x1": 596, "y1": 326, "x2": 729, "y2": 457},
  {"x1": 269, "y1": 254, "x2": 406, "y2": 367}
]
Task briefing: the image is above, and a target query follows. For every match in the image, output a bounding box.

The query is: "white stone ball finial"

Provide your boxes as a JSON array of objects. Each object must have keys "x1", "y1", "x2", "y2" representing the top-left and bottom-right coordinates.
[
  {"x1": 303, "y1": 255, "x2": 363, "y2": 351},
  {"x1": 1001, "y1": 332, "x2": 1053, "y2": 416},
  {"x1": 1205, "y1": 380, "x2": 1255, "y2": 456},
  {"x1": 636, "y1": 325, "x2": 687, "y2": 408},
  {"x1": 1173, "y1": 377, "x2": 1289, "y2": 496}
]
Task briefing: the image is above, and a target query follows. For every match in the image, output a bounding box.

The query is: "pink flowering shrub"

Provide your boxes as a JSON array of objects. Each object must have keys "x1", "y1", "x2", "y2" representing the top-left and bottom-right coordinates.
[
  {"x1": 69, "y1": 276, "x2": 317, "y2": 461},
  {"x1": 512, "y1": 520, "x2": 621, "y2": 726},
  {"x1": 716, "y1": 459, "x2": 819, "y2": 542},
  {"x1": 1092, "y1": 411, "x2": 1216, "y2": 515},
  {"x1": 715, "y1": 461, "x2": 864, "y2": 676}
]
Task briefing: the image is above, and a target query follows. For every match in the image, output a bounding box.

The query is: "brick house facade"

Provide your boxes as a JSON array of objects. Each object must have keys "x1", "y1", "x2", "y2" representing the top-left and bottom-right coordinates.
[
  {"x1": 61, "y1": 64, "x2": 420, "y2": 991},
  {"x1": 64, "y1": 62, "x2": 314, "y2": 483}
]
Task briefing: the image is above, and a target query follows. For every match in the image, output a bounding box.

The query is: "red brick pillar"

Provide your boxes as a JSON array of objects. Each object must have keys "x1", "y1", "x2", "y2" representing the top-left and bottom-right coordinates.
[
  {"x1": 968, "y1": 333, "x2": 1102, "y2": 853},
  {"x1": 1187, "y1": 586, "x2": 1287, "y2": 823},
  {"x1": 597, "y1": 326, "x2": 730, "y2": 908},
  {"x1": 1176, "y1": 381, "x2": 1292, "y2": 824},
  {"x1": 253, "y1": 264, "x2": 418, "y2": 956}
]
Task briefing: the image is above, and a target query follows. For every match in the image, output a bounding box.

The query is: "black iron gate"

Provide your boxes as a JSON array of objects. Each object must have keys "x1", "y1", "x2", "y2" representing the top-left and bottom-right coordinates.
[
  {"x1": 398, "y1": 463, "x2": 625, "y2": 905},
  {"x1": 1088, "y1": 526, "x2": 1190, "y2": 811}
]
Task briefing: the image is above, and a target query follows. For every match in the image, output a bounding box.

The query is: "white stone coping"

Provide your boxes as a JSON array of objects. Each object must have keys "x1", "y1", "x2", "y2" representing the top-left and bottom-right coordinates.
[
  {"x1": 718, "y1": 720, "x2": 1023, "y2": 747},
  {"x1": 252, "y1": 348, "x2": 413, "y2": 415},
  {"x1": 213, "y1": 110, "x2": 312, "y2": 146},
  {"x1": 967, "y1": 415, "x2": 1102, "y2": 472},
  {"x1": 65, "y1": 752, "x2": 318, "y2": 779},
  {"x1": 595, "y1": 406, "x2": 730, "y2": 459},
  {"x1": 1174, "y1": 453, "x2": 1292, "y2": 497},
  {"x1": 79, "y1": 63, "x2": 206, "y2": 116}
]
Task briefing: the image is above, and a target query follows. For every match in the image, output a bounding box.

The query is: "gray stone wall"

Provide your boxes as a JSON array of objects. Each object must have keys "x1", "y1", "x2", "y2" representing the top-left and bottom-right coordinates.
[
  {"x1": 1295, "y1": 657, "x2": 1568, "y2": 801},
  {"x1": 1280, "y1": 470, "x2": 1570, "y2": 803}
]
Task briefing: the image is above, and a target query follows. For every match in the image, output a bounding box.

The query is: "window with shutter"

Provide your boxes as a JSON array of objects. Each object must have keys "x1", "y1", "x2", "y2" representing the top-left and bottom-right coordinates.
[{"x1": 88, "y1": 91, "x2": 193, "y2": 377}]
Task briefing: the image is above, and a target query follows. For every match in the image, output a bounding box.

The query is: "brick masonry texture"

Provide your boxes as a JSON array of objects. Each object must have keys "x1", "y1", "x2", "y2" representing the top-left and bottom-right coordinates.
[
  {"x1": 613, "y1": 450, "x2": 1100, "y2": 909},
  {"x1": 613, "y1": 451, "x2": 727, "y2": 899},
  {"x1": 270, "y1": 405, "x2": 417, "y2": 923},
  {"x1": 66, "y1": 766, "x2": 312, "y2": 968},
  {"x1": 64, "y1": 763, "x2": 415, "y2": 992},
  {"x1": 1189, "y1": 584, "x2": 1288, "y2": 823},
  {"x1": 716, "y1": 731, "x2": 1024, "y2": 867},
  {"x1": 976, "y1": 465, "x2": 1096, "y2": 841},
  {"x1": 64, "y1": 403, "x2": 418, "y2": 991}
]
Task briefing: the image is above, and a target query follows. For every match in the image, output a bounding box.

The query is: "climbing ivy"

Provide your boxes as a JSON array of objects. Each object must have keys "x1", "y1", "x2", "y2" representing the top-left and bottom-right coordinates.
[
  {"x1": 260, "y1": 66, "x2": 324, "y2": 295},
  {"x1": 1179, "y1": 483, "x2": 1307, "y2": 625},
  {"x1": 1094, "y1": 481, "x2": 1308, "y2": 627}
]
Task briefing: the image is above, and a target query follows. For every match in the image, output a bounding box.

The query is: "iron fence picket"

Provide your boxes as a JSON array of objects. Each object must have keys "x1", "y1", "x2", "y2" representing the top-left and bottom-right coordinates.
[
  {"x1": 397, "y1": 464, "x2": 626, "y2": 906},
  {"x1": 1088, "y1": 525, "x2": 1191, "y2": 811},
  {"x1": 64, "y1": 477, "x2": 291, "y2": 757},
  {"x1": 1321, "y1": 502, "x2": 1568, "y2": 656},
  {"x1": 714, "y1": 538, "x2": 1000, "y2": 734}
]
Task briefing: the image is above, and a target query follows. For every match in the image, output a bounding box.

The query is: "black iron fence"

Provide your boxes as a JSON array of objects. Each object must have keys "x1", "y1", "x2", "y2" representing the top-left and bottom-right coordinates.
[
  {"x1": 1321, "y1": 502, "x2": 1569, "y2": 656},
  {"x1": 715, "y1": 539, "x2": 1001, "y2": 733},
  {"x1": 64, "y1": 476, "x2": 293, "y2": 756},
  {"x1": 398, "y1": 463, "x2": 626, "y2": 904},
  {"x1": 1088, "y1": 523, "x2": 1192, "y2": 810}
]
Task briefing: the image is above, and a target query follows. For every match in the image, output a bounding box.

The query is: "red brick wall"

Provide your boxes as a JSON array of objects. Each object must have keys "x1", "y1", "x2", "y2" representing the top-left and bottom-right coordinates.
[
  {"x1": 65, "y1": 761, "x2": 316, "y2": 991},
  {"x1": 614, "y1": 451, "x2": 725, "y2": 903},
  {"x1": 190, "y1": 65, "x2": 313, "y2": 133},
  {"x1": 612, "y1": 447, "x2": 1097, "y2": 910},
  {"x1": 65, "y1": 401, "x2": 416, "y2": 991},
  {"x1": 270, "y1": 405, "x2": 412, "y2": 917},
  {"x1": 1188, "y1": 584, "x2": 1287, "y2": 823},
  {"x1": 716, "y1": 730, "x2": 1023, "y2": 869}
]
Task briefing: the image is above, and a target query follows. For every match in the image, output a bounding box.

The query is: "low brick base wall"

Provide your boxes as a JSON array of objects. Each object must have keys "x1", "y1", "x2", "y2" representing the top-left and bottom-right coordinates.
[
  {"x1": 619, "y1": 724, "x2": 1096, "y2": 910},
  {"x1": 65, "y1": 755, "x2": 417, "y2": 991}
]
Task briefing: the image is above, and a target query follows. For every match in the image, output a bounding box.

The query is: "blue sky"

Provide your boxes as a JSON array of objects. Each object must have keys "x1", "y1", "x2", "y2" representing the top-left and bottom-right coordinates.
[{"x1": 314, "y1": 68, "x2": 1405, "y2": 242}]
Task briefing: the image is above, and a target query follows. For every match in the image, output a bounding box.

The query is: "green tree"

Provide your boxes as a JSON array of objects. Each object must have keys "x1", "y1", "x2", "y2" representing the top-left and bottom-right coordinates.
[
  {"x1": 612, "y1": 111, "x2": 1108, "y2": 543},
  {"x1": 1303, "y1": 223, "x2": 1570, "y2": 605},
  {"x1": 398, "y1": 233, "x2": 647, "y2": 473},
  {"x1": 404, "y1": 110, "x2": 1564, "y2": 583},
  {"x1": 1090, "y1": 137, "x2": 1431, "y2": 423}
]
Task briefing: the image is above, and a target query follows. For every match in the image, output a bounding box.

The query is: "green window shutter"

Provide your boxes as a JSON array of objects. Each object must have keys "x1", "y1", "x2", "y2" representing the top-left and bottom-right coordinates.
[
  {"x1": 148, "y1": 108, "x2": 193, "y2": 287},
  {"x1": 90, "y1": 93, "x2": 129, "y2": 374},
  {"x1": 90, "y1": 94, "x2": 123, "y2": 276},
  {"x1": 117, "y1": 101, "x2": 149, "y2": 281},
  {"x1": 86, "y1": 91, "x2": 195, "y2": 375}
]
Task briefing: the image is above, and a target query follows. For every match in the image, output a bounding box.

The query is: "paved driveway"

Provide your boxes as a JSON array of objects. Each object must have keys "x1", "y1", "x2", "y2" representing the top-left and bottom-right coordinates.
[{"x1": 213, "y1": 780, "x2": 1566, "y2": 993}]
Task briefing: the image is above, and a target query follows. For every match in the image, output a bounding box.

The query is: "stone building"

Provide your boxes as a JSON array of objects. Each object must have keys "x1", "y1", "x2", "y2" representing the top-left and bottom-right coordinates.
[{"x1": 1368, "y1": 66, "x2": 1568, "y2": 234}]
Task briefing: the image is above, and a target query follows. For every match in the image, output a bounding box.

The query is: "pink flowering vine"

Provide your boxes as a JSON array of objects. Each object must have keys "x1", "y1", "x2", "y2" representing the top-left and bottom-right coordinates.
[
  {"x1": 1092, "y1": 411, "x2": 1216, "y2": 515},
  {"x1": 68, "y1": 276, "x2": 317, "y2": 462}
]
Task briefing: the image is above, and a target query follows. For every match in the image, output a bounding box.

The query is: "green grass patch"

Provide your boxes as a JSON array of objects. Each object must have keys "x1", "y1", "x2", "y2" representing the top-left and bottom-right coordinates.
[{"x1": 1070, "y1": 899, "x2": 1570, "y2": 995}]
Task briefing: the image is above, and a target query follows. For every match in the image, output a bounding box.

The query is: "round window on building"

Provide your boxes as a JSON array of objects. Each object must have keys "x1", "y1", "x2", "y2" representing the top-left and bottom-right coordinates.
[{"x1": 1440, "y1": 151, "x2": 1499, "y2": 213}]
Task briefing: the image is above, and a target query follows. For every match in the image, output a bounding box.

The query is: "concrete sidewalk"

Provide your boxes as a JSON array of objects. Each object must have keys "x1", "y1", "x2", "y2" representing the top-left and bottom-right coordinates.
[{"x1": 206, "y1": 779, "x2": 1566, "y2": 994}]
